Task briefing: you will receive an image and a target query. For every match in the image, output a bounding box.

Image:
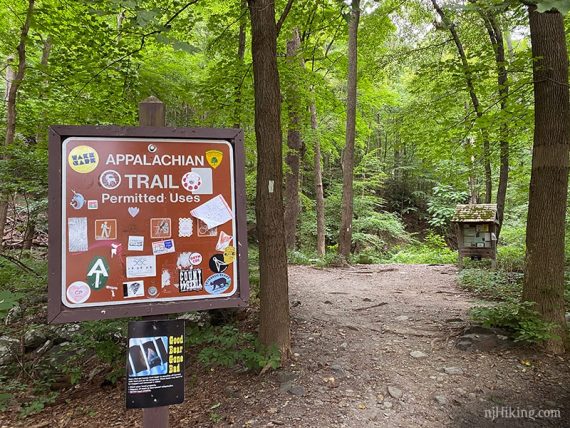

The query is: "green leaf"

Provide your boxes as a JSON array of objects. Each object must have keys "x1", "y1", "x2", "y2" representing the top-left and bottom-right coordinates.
[{"x1": 536, "y1": 0, "x2": 570, "y2": 15}]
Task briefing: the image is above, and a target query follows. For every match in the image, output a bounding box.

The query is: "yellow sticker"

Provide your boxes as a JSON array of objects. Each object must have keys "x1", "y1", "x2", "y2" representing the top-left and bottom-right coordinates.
[
  {"x1": 223, "y1": 246, "x2": 236, "y2": 264},
  {"x1": 206, "y1": 150, "x2": 223, "y2": 169},
  {"x1": 68, "y1": 145, "x2": 99, "y2": 173}
]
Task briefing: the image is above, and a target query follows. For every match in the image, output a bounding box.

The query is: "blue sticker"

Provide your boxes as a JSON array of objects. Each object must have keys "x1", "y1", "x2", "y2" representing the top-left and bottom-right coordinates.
[
  {"x1": 204, "y1": 273, "x2": 231, "y2": 295},
  {"x1": 164, "y1": 240, "x2": 173, "y2": 249}
]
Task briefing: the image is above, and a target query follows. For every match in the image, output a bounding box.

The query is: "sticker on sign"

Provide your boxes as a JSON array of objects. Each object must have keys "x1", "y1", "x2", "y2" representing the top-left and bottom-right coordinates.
[{"x1": 152, "y1": 239, "x2": 176, "y2": 255}]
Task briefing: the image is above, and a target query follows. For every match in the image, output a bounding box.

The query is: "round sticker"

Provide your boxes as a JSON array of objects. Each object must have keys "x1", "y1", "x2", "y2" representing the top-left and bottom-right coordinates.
[
  {"x1": 204, "y1": 273, "x2": 231, "y2": 295},
  {"x1": 99, "y1": 170, "x2": 121, "y2": 190},
  {"x1": 66, "y1": 281, "x2": 91, "y2": 304},
  {"x1": 189, "y1": 252, "x2": 202, "y2": 266},
  {"x1": 223, "y1": 246, "x2": 236, "y2": 264},
  {"x1": 68, "y1": 145, "x2": 99, "y2": 174},
  {"x1": 182, "y1": 171, "x2": 202, "y2": 192},
  {"x1": 148, "y1": 286, "x2": 158, "y2": 297},
  {"x1": 209, "y1": 254, "x2": 228, "y2": 273}
]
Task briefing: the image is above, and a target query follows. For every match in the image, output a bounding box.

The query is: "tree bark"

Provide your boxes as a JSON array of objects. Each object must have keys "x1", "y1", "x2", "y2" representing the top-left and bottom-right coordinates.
[
  {"x1": 233, "y1": 0, "x2": 247, "y2": 129},
  {"x1": 431, "y1": 0, "x2": 492, "y2": 203},
  {"x1": 338, "y1": 0, "x2": 360, "y2": 261},
  {"x1": 522, "y1": 5, "x2": 569, "y2": 354},
  {"x1": 248, "y1": 0, "x2": 290, "y2": 359},
  {"x1": 487, "y1": 14, "x2": 509, "y2": 238},
  {"x1": 284, "y1": 28, "x2": 303, "y2": 250},
  {"x1": 1, "y1": 0, "x2": 35, "y2": 249},
  {"x1": 310, "y1": 100, "x2": 326, "y2": 257},
  {"x1": 472, "y1": 0, "x2": 510, "y2": 236}
]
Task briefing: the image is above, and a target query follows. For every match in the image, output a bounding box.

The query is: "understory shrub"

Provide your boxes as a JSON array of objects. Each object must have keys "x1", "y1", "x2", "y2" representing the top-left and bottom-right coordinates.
[
  {"x1": 382, "y1": 232, "x2": 456, "y2": 264},
  {"x1": 471, "y1": 300, "x2": 558, "y2": 343},
  {"x1": 187, "y1": 324, "x2": 280, "y2": 371},
  {"x1": 458, "y1": 268, "x2": 522, "y2": 301}
]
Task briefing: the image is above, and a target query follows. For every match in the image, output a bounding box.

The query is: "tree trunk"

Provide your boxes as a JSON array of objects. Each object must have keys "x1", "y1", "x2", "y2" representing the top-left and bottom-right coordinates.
[
  {"x1": 284, "y1": 28, "x2": 303, "y2": 250},
  {"x1": 0, "y1": 0, "x2": 35, "y2": 249},
  {"x1": 472, "y1": 0, "x2": 510, "y2": 234},
  {"x1": 310, "y1": 101, "x2": 326, "y2": 257},
  {"x1": 248, "y1": 0, "x2": 290, "y2": 359},
  {"x1": 338, "y1": 0, "x2": 360, "y2": 261},
  {"x1": 487, "y1": 14, "x2": 509, "y2": 238},
  {"x1": 233, "y1": 0, "x2": 247, "y2": 129},
  {"x1": 522, "y1": 5, "x2": 569, "y2": 354},
  {"x1": 432, "y1": 0, "x2": 492, "y2": 203}
]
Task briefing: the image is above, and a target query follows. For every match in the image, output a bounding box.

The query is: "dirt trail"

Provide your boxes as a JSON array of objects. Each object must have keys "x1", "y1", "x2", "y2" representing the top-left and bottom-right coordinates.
[{"x1": 13, "y1": 264, "x2": 570, "y2": 427}]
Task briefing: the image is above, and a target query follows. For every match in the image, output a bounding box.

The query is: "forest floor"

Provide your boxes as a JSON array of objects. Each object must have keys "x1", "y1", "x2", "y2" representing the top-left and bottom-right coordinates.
[{"x1": 6, "y1": 264, "x2": 570, "y2": 427}]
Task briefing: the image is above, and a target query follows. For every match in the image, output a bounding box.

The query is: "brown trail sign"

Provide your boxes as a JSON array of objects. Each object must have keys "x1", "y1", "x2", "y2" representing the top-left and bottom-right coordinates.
[{"x1": 48, "y1": 125, "x2": 249, "y2": 323}]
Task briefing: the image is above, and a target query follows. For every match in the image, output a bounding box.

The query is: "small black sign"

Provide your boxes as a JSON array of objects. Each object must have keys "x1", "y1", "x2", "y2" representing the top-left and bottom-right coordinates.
[{"x1": 126, "y1": 320, "x2": 185, "y2": 409}]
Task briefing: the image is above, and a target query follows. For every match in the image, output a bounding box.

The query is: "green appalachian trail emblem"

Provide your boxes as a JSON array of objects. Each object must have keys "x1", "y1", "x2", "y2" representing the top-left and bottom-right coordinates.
[{"x1": 87, "y1": 257, "x2": 109, "y2": 290}]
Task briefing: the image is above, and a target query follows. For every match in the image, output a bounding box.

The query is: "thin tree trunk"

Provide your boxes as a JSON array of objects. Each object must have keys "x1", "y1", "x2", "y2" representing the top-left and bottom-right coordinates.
[
  {"x1": 310, "y1": 101, "x2": 326, "y2": 257},
  {"x1": 338, "y1": 0, "x2": 360, "y2": 261},
  {"x1": 487, "y1": 14, "x2": 509, "y2": 237},
  {"x1": 284, "y1": 28, "x2": 303, "y2": 250},
  {"x1": 234, "y1": 0, "x2": 247, "y2": 129},
  {"x1": 431, "y1": 0, "x2": 492, "y2": 203},
  {"x1": 1, "y1": 0, "x2": 35, "y2": 249},
  {"x1": 472, "y1": 0, "x2": 509, "y2": 235},
  {"x1": 522, "y1": 5, "x2": 569, "y2": 354},
  {"x1": 248, "y1": 0, "x2": 290, "y2": 359}
]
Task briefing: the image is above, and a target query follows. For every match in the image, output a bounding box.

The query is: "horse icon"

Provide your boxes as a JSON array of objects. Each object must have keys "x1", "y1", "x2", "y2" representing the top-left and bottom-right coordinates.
[
  {"x1": 100, "y1": 170, "x2": 121, "y2": 189},
  {"x1": 104, "y1": 174, "x2": 117, "y2": 187}
]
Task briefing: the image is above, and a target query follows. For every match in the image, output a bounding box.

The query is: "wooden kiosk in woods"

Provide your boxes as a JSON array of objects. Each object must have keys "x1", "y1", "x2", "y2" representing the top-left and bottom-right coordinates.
[{"x1": 451, "y1": 204, "x2": 498, "y2": 269}]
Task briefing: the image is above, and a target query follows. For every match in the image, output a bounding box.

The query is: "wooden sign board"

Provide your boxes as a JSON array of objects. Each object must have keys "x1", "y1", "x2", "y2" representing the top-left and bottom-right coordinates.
[{"x1": 48, "y1": 126, "x2": 249, "y2": 323}]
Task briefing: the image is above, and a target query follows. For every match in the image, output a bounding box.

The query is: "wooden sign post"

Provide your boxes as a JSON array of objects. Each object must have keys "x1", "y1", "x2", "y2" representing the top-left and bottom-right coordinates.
[{"x1": 139, "y1": 97, "x2": 169, "y2": 428}]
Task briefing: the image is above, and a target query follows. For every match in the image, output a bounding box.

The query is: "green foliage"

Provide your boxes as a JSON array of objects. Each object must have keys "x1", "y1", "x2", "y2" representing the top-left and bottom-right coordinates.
[
  {"x1": 19, "y1": 391, "x2": 58, "y2": 418},
  {"x1": 187, "y1": 325, "x2": 280, "y2": 372},
  {"x1": 58, "y1": 320, "x2": 127, "y2": 385},
  {"x1": 459, "y1": 268, "x2": 522, "y2": 301},
  {"x1": 471, "y1": 300, "x2": 559, "y2": 343},
  {"x1": 536, "y1": 0, "x2": 570, "y2": 15},
  {"x1": 426, "y1": 185, "x2": 468, "y2": 230},
  {"x1": 0, "y1": 290, "x2": 24, "y2": 320},
  {"x1": 383, "y1": 232, "x2": 456, "y2": 264}
]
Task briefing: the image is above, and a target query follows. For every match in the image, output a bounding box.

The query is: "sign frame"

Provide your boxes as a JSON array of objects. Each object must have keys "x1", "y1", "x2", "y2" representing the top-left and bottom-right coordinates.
[{"x1": 48, "y1": 125, "x2": 249, "y2": 324}]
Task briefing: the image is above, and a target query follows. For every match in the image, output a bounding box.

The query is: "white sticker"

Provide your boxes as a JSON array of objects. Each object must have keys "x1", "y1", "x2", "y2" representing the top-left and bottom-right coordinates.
[
  {"x1": 216, "y1": 231, "x2": 233, "y2": 251},
  {"x1": 123, "y1": 280, "x2": 144, "y2": 298},
  {"x1": 182, "y1": 171, "x2": 202, "y2": 192},
  {"x1": 179, "y1": 218, "x2": 193, "y2": 237},
  {"x1": 106, "y1": 285, "x2": 118, "y2": 297},
  {"x1": 152, "y1": 239, "x2": 176, "y2": 255},
  {"x1": 191, "y1": 168, "x2": 213, "y2": 194},
  {"x1": 111, "y1": 243, "x2": 121, "y2": 258},
  {"x1": 177, "y1": 252, "x2": 192, "y2": 269},
  {"x1": 128, "y1": 236, "x2": 144, "y2": 251},
  {"x1": 126, "y1": 255, "x2": 156, "y2": 278},
  {"x1": 190, "y1": 195, "x2": 233, "y2": 230},
  {"x1": 68, "y1": 217, "x2": 88, "y2": 253},
  {"x1": 66, "y1": 281, "x2": 91, "y2": 304},
  {"x1": 190, "y1": 252, "x2": 202, "y2": 265},
  {"x1": 161, "y1": 269, "x2": 171, "y2": 287},
  {"x1": 99, "y1": 170, "x2": 121, "y2": 190}
]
